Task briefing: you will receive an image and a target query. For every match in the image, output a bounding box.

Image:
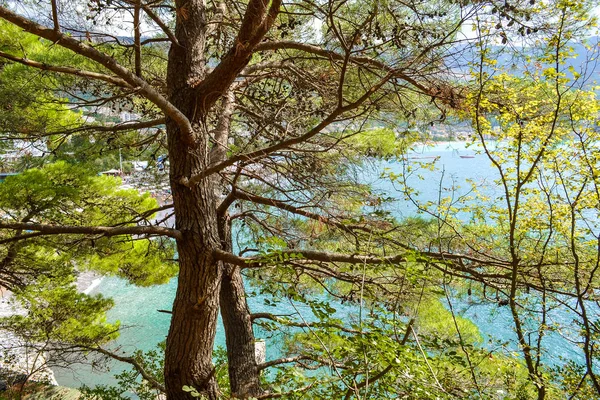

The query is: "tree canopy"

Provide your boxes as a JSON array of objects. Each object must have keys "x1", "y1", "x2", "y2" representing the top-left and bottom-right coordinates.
[{"x1": 0, "y1": 0, "x2": 599, "y2": 399}]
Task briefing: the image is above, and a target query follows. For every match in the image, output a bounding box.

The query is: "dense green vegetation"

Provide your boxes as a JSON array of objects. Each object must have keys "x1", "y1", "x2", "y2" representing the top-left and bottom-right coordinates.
[{"x1": 0, "y1": 0, "x2": 599, "y2": 399}]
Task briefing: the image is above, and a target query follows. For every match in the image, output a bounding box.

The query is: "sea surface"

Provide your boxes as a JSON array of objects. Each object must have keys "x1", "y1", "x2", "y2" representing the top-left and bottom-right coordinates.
[{"x1": 53, "y1": 141, "x2": 594, "y2": 388}]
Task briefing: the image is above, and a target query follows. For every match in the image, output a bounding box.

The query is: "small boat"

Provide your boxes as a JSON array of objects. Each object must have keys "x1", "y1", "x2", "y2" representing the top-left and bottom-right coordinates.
[{"x1": 459, "y1": 155, "x2": 475, "y2": 159}]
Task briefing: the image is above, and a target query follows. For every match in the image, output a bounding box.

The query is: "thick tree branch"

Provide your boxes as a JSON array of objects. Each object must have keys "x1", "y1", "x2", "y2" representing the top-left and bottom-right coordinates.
[
  {"x1": 8, "y1": 118, "x2": 166, "y2": 141},
  {"x1": 213, "y1": 248, "x2": 406, "y2": 267},
  {"x1": 257, "y1": 355, "x2": 313, "y2": 371},
  {"x1": 0, "y1": 7, "x2": 194, "y2": 144},
  {"x1": 68, "y1": 118, "x2": 165, "y2": 134},
  {"x1": 133, "y1": 0, "x2": 142, "y2": 77},
  {"x1": 0, "y1": 50, "x2": 131, "y2": 88},
  {"x1": 251, "y1": 312, "x2": 360, "y2": 334},
  {"x1": 183, "y1": 100, "x2": 341, "y2": 185},
  {"x1": 232, "y1": 191, "x2": 369, "y2": 234},
  {"x1": 232, "y1": 191, "x2": 511, "y2": 269},
  {"x1": 250, "y1": 312, "x2": 291, "y2": 321},
  {"x1": 191, "y1": 0, "x2": 282, "y2": 112},
  {"x1": 183, "y1": 70, "x2": 395, "y2": 186},
  {"x1": 254, "y1": 40, "x2": 430, "y2": 93},
  {"x1": 0, "y1": 231, "x2": 45, "y2": 246},
  {"x1": 50, "y1": 0, "x2": 60, "y2": 32},
  {"x1": 0, "y1": 222, "x2": 182, "y2": 240}
]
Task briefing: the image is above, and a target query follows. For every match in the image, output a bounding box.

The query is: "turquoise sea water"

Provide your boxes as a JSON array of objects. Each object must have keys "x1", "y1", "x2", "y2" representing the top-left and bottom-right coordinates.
[
  {"x1": 53, "y1": 141, "x2": 595, "y2": 388},
  {"x1": 53, "y1": 277, "x2": 283, "y2": 388}
]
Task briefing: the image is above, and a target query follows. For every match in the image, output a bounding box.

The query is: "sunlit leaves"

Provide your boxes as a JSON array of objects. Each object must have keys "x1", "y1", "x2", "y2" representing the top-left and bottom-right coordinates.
[
  {"x1": 1, "y1": 275, "x2": 119, "y2": 346},
  {"x1": 0, "y1": 161, "x2": 157, "y2": 225}
]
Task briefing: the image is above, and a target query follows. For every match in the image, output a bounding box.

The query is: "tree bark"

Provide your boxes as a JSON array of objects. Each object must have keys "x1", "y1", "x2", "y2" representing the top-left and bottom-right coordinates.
[
  {"x1": 162, "y1": 0, "x2": 284, "y2": 396},
  {"x1": 163, "y1": 1, "x2": 222, "y2": 399},
  {"x1": 220, "y1": 265, "x2": 263, "y2": 398},
  {"x1": 163, "y1": 116, "x2": 223, "y2": 400},
  {"x1": 219, "y1": 217, "x2": 263, "y2": 398}
]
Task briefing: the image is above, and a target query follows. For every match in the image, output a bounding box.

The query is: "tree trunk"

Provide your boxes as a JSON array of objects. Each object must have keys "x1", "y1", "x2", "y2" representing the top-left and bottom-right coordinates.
[
  {"x1": 164, "y1": 2, "x2": 223, "y2": 398},
  {"x1": 163, "y1": 118, "x2": 223, "y2": 400},
  {"x1": 220, "y1": 266, "x2": 263, "y2": 398},
  {"x1": 219, "y1": 217, "x2": 263, "y2": 398},
  {"x1": 219, "y1": 217, "x2": 262, "y2": 399},
  {"x1": 163, "y1": 218, "x2": 221, "y2": 400}
]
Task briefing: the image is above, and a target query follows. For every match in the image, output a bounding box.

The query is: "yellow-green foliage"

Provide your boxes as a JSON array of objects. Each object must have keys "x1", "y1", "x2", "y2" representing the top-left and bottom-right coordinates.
[
  {"x1": 0, "y1": 21, "x2": 83, "y2": 136},
  {"x1": 415, "y1": 298, "x2": 481, "y2": 344},
  {"x1": 87, "y1": 239, "x2": 177, "y2": 286},
  {"x1": 345, "y1": 127, "x2": 413, "y2": 159},
  {"x1": 0, "y1": 161, "x2": 177, "y2": 286}
]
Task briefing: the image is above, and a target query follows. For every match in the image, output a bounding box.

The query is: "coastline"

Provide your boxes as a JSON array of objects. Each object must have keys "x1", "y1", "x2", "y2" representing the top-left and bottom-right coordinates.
[{"x1": 75, "y1": 271, "x2": 104, "y2": 295}]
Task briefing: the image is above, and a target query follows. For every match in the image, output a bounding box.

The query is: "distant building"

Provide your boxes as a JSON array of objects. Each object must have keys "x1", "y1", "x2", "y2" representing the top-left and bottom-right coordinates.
[
  {"x1": 99, "y1": 169, "x2": 122, "y2": 176},
  {"x1": 0, "y1": 140, "x2": 47, "y2": 166},
  {"x1": 132, "y1": 161, "x2": 148, "y2": 171}
]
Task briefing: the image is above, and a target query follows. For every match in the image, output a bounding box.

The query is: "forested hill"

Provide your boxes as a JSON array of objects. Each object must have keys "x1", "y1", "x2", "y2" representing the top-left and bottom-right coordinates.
[{"x1": 451, "y1": 35, "x2": 600, "y2": 85}]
